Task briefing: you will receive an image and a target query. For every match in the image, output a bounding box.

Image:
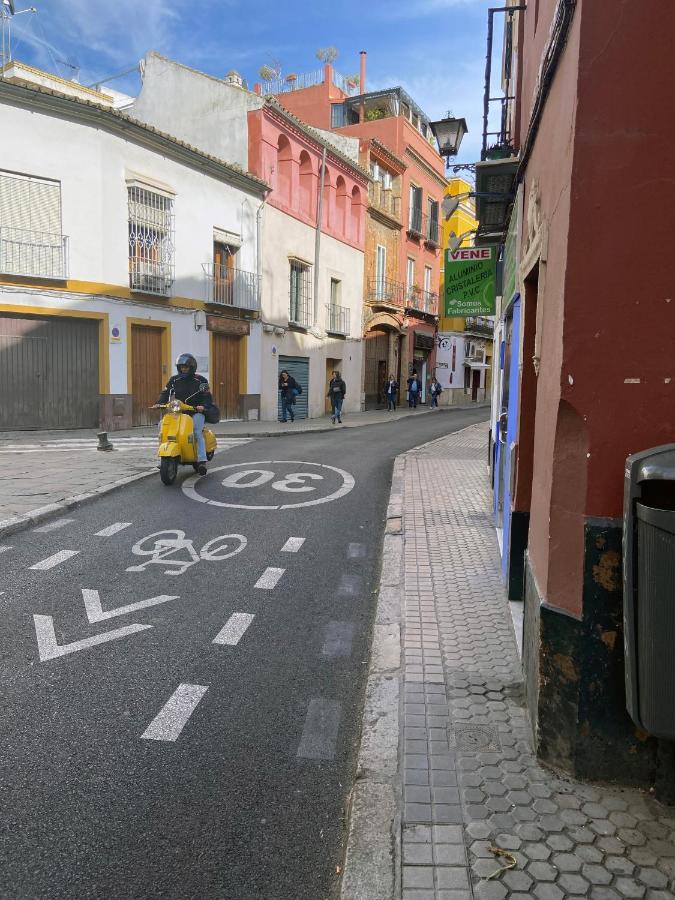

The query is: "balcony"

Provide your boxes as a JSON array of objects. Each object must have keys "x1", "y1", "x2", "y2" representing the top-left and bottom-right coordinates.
[
  {"x1": 464, "y1": 316, "x2": 493, "y2": 337},
  {"x1": 368, "y1": 184, "x2": 401, "y2": 223},
  {"x1": 367, "y1": 277, "x2": 405, "y2": 308},
  {"x1": 423, "y1": 213, "x2": 440, "y2": 249},
  {"x1": 407, "y1": 286, "x2": 439, "y2": 316},
  {"x1": 407, "y1": 207, "x2": 423, "y2": 239},
  {"x1": 203, "y1": 264, "x2": 260, "y2": 310},
  {"x1": 0, "y1": 227, "x2": 69, "y2": 280},
  {"x1": 130, "y1": 260, "x2": 173, "y2": 297},
  {"x1": 325, "y1": 303, "x2": 350, "y2": 336}
]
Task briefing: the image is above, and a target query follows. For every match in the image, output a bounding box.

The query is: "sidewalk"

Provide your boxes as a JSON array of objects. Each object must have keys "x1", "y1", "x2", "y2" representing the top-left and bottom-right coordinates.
[{"x1": 342, "y1": 423, "x2": 675, "y2": 900}]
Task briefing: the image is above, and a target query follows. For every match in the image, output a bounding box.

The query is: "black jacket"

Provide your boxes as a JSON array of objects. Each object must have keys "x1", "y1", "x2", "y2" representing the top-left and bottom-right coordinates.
[
  {"x1": 279, "y1": 375, "x2": 299, "y2": 400},
  {"x1": 327, "y1": 378, "x2": 346, "y2": 399},
  {"x1": 385, "y1": 380, "x2": 398, "y2": 395},
  {"x1": 159, "y1": 373, "x2": 213, "y2": 412}
]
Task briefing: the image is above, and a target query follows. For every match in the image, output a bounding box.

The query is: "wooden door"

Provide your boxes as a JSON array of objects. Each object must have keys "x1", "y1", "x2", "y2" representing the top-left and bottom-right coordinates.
[
  {"x1": 212, "y1": 333, "x2": 241, "y2": 419},
  {"x1": 364, "y1": 330, "x2": 389, "y2": 409},
  {"x1": 214, "y1": 242, "x2": 236, "y2": 305},
  {"x1": 472, "y1": 368, "x2": 480, "y2": 402},
  {"x1": 131, "y1": 324, "x2": 164, "y2": 426}
]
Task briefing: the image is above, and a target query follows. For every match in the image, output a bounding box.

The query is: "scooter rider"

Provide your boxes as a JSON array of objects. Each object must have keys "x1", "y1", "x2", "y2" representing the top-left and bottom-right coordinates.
[{"x1": 158, "y1": 353, "x2": 213, "y2": 475}]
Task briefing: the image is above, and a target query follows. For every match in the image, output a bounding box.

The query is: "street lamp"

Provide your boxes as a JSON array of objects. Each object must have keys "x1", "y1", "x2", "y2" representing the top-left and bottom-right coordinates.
[{"x1": 430, "y1": 113, "x2": 468, "y2": 162}]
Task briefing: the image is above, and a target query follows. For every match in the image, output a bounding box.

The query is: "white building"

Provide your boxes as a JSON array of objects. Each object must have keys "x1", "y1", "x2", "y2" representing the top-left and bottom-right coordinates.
[
  {"x1": 0, "y1": 67, "x2": 268, "y2": 430},
  {"x1": 131, "y1": 53, "x2": 368, "y2": 420}
]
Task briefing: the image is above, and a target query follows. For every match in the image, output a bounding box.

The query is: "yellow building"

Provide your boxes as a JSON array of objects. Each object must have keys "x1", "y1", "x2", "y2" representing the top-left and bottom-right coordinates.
[{"x1": 439, "y1": 176, "x2": 477, "y2": 332}]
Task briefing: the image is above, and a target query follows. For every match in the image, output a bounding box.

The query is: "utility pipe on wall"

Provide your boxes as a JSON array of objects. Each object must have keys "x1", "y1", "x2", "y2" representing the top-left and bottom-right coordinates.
[{"x1": 313, "y1": 147, "x2": 327, "y2": 328}]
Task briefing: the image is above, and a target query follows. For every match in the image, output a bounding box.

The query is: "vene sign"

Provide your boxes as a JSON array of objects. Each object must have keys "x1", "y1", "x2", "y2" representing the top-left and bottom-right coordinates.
[{"x1": 444, "y1": 246, "x2": 497, "y2": 317}]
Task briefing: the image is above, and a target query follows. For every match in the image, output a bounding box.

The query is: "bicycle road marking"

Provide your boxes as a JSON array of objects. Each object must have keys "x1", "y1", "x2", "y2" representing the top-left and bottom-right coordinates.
[{"x1": 182, "y1": 460, "x2": 355, "y2": 510}]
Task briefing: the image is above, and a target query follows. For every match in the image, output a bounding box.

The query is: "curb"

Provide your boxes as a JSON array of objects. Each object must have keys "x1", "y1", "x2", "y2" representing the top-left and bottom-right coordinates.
[{"x1": 0, "y1": 468, "x2": 157, "y2": 539}]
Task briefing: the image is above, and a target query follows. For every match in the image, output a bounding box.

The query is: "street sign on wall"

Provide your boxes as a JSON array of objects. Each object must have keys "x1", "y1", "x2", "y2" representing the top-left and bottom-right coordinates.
[{"x1": 444, "y1": 246, "x2": 497, "y2": 316}]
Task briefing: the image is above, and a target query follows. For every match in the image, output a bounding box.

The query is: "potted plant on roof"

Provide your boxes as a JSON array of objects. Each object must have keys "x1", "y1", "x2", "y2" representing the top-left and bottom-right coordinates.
[
  {"x1": 285, "y1": 73, "x2": 298, "y2": 89},
  {"x1": 345, "y1": 74, "x2": 360, "y2": 91}
]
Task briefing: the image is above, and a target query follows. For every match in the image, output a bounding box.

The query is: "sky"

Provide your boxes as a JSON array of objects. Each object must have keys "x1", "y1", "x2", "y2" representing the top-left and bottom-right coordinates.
[{"x1": 6, "y1": 0, "x2": 505, "y2": 166}]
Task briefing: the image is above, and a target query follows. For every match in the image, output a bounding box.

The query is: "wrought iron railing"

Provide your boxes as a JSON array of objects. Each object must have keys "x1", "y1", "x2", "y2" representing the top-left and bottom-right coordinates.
[
  {"x1": 128, "y1": 185, "x2": 175, "y2": 296},
  {"x1": 407, "y1": 206, "x2": 423, "y2": 237},
  {"x1": 464, "y1": 316, "x2": 493, "y2": 336},
  {"x1": 368, "y1": 184, "x2": 401, "y2": 220},
  {"x1": 424, "y1": 213, "x2": 440, "y2": 247},
  {"x1": 367, "y1": 277, "x2": 405, "y2": 307},
  {"x1": 332, "y1": 70, "x2": 360, "y2": 96},
  {"x1": 325, "y1": 303, "x2": 350, "y2": 336},
  {"x1": 263, "y1": 68, "x2": 360, "y2": 97},
  {"x1": 407, "y1": 286, "x2": 439, "y2": 316},
  {"x1": 203, "y1": 263, "x2": 260, "y2": 310},
  {"x1": 0, "y1": 227, "x2": 69, "y2": 279}
]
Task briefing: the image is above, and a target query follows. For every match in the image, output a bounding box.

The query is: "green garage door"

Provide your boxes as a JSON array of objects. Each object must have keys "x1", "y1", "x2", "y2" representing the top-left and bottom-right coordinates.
[
  {"x1": 278, "y1": 355, "x2": 309, "y2": 420},
  {"x1": 0, "y1": 313, "x2": 100, "y2": 430}
]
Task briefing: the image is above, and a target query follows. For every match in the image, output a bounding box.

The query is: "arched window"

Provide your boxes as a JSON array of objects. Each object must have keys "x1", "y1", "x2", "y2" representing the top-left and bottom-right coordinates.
[
  {"x1": 276, "y1": 135, "x2": 292, "y2": 206},
  {"x1": 335, "y1": 176, "x2": 348, "y2": 235},
  {"x1": 299, "y1": 150, "x2": 313, "y2": 218},
  {"x1": 322, "y1": 167, "x2": 333, "y2": 229},
  {"x1": 350, "y1": 185, "x2": 363, "y2": 243}
]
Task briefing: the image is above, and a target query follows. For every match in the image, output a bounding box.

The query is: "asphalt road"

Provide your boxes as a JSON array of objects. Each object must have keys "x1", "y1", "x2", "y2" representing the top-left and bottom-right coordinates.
[{"x1": 0, "y1": 407, "x2": 488, "y2": 900}]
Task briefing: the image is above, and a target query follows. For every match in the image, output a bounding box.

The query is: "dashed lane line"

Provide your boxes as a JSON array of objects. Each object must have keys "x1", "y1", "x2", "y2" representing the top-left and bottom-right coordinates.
[
  {"x1": 281, "y1": 537, "x2": 305, "y2": 553},
  {"x1": 29, "y1": 550, "x2": 80, "y2": 571},
  {"x1": 254, "y1": 567, "x2": 285, "y2": 590},
  {"x1": 321, "y1": 622, "x2": 355, "y2": 659},
  {"x1": 296, "y1": 698, "x2": 341, "y2": 760},
  {"x1": 95, "y1": 522, "x2": 133, "y2": 537},
  {"x1": 0, "y1": 546, "x2": 12, "y2": 554},
  {"x1": 33, "y1": 518, "x2": 75, "y2": 533},
  {"x1": 141, "y1": 684, "x2": 209, "y2": 742},
  {"x1": 212, "y1": 613, "x2": 255, "y2": 646}
]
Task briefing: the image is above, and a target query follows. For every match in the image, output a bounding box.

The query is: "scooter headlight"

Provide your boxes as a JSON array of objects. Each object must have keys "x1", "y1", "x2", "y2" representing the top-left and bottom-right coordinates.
[{"x1": 170, "y1": 400, "x2": 181, "y2": 413}]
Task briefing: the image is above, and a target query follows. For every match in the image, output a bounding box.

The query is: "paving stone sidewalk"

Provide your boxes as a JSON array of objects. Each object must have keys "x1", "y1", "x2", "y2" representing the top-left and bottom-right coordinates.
[{"x1": 398, "y1": 423, "x2": 675, "y2": 900}]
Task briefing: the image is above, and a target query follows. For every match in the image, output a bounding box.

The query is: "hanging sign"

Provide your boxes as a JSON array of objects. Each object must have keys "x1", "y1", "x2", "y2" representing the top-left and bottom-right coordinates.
[{"x1": 444, "y1": 246, "x2": 497, "y2": 317}]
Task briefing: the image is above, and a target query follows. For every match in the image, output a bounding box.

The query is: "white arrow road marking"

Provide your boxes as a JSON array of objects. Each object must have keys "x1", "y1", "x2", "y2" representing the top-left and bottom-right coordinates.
[
  {"x1": 29, "y1": 550, "x2": 80, "y2": 571},
  {"x1": 82, "y1": 589, "x2": 179, "y2": 623},
  {"x1": 281, "y1": 537, "x2": 305, "y2": 553},
  {"x1": 33, "y1": 614, "x2": 151, "y2": 662},
  {"x1": 213, "y1": 613, "x2": 255, "y2": 645},
  {"x1": 141, "y1": 684, "x2": 209, "y2": 742},
  {"x1": 254, "y1": 567, "x2": 285, "y2": 590},
  {"x1": 95, "y1": 522, "x2": 132, "y2": 537},
  {"x1": 33, "y1": 518, "x2": 75, "y2": 533}
]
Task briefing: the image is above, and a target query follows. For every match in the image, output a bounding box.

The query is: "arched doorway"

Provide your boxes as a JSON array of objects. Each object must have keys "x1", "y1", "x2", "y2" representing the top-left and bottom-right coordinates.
[{"x1": 363, "y1": 314, "x2": 403, "y2": 409}]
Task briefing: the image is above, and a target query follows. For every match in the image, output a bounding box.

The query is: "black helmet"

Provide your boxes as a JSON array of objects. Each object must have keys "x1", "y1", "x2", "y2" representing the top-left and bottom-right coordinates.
[{"x1": 176, "y1": 353, "x2": 197, "y2": 375}]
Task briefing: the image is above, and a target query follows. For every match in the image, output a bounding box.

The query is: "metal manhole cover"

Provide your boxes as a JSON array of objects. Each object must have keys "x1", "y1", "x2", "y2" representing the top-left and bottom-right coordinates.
[{"x1": 451, "y1": 725, "x2": 501, "y2": 751}]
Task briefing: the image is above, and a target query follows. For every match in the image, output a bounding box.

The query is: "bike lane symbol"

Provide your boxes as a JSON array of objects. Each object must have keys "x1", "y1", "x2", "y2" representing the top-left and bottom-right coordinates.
[{"x1": 126, "y1": 530, "x2": 247, "y2": 576}]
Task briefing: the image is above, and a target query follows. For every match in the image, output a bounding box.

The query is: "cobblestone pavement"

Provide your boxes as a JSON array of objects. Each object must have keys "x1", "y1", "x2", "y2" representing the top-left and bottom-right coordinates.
[{"x1": 400, "y1": 423, "x2": 675, "y2": 900}]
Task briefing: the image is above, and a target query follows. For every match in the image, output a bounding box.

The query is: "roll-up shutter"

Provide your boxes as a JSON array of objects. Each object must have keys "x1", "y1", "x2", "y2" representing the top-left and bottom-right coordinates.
[
  {"x1": 278, "y1": 355, "x2": 309, "y2": 420},
  {"x1": 0, "y1": 171, "x2": 62, "y2": 235}
]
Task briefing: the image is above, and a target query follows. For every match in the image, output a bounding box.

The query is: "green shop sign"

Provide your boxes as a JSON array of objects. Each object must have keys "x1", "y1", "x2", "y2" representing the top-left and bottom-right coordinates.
[{"x1": 444, "y1": 246, "x2": 497, "y2": 317}]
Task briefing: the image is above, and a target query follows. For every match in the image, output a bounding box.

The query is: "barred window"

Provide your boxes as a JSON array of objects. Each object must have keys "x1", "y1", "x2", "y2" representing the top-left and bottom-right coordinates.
[
  {"x1": 128, "y1": 184, "x2": 175, "y2": 296},
  {"x1": 289, "y1": 259, "x2": 312, "y2": 326}
]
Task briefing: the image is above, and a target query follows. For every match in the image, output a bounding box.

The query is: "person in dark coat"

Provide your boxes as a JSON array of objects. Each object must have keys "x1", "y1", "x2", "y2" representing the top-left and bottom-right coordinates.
[
  {"x1": 385, "y1": 374, "x2": 398, "y2": 411},
  {"x1": 429, "y1": 376, "x2": 443, "y2": 408},
  {"x1": 327, "y1": 370, "x2": 346, "y2": 424},
  {"x1": 278, "y1": 369, "x2": 299, "y2": 423},
  {"x1": 407, "y1": 369, "x2": 421, "y2": 408},
  {"x1": 158, "y1": 352, "x2": 213, "y2": 475}
]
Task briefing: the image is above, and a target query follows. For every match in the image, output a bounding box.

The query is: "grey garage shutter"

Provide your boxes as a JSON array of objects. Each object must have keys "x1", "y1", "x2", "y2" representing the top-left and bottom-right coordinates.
[{"x1": 278, "y1": 355, "x2": 309, "y2": 420}]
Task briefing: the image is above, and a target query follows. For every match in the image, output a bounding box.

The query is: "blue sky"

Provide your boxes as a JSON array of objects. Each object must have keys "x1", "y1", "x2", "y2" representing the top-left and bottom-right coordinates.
[{"x1": 8, "y1": 0, "x2": 504, "y2": 164}]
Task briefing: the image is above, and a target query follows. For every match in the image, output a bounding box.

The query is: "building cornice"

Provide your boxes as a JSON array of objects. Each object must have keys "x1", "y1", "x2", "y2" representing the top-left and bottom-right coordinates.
[
  {"x1": 404, "y1": 147, "x2": 447, "y2": 190},
  {"x1": 368, "y1": 139, "x2": 407, "y2": 174},
  {"x1": 0, "y1": 80, "x2": 269, "y2": 196},
  {"x1": 369, "y1": 206, "x2": 403, "y2": 230}
]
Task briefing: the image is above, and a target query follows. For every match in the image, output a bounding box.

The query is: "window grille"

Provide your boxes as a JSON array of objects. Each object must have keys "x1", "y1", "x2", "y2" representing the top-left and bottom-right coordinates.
[
  {"x1": 289, "y1": 260, "x2": 312, "y2": 326},
  {"x1": 128, "y1": 185, "x2": 175, "y2": 296}
]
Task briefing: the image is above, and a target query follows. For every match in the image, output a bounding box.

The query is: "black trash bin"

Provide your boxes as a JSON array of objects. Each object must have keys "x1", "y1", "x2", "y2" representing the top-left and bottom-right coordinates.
[{"x1": 623, "y1": 444, "x2": 675, "y2": 739}]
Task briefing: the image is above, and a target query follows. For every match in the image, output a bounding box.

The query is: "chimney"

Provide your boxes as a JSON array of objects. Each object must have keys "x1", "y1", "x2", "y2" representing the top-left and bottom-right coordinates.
[
  {"x1": 254, "y1": 82, "x2": 262, "y2": 95},
  {"x1": 359, "y1": 50, "x2": 366, "y2": 94}
]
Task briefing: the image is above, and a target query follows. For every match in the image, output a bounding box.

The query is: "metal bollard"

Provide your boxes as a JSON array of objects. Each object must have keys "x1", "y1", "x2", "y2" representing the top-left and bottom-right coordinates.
[{"x1": 97, "y1": 431, "x2": 114, "y2": 451}]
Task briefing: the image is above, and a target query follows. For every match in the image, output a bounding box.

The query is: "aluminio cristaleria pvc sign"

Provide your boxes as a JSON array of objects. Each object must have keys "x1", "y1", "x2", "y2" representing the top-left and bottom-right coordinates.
[{"x1": 444, "y1": 246, "x2": 497, "y2": 316}]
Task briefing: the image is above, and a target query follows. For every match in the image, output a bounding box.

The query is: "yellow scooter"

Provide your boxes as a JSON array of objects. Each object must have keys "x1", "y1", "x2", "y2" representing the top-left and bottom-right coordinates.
[{"x1": 153, "y1": 395, "x2": 217, "y2": 485}]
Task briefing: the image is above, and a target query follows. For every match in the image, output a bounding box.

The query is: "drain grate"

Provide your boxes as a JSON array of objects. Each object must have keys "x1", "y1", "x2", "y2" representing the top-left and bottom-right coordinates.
[{"x1": 451, "y1": 724, "x2": 502, "y2": 751}]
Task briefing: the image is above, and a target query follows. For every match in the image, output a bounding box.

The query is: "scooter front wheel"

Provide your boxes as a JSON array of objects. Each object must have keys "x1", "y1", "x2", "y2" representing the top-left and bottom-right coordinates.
[{"x1": 160, "y1": 457, "x2": 178, "y2": 485}]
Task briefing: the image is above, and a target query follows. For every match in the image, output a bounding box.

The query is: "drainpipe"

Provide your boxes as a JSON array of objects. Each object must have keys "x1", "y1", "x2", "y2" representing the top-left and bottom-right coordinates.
[
  {"x1": 313, "y1": 147, "x2": 326, "y2": 328},
  {"x1": 256, "y1": 192, "x2": 268, "y2": 312}
]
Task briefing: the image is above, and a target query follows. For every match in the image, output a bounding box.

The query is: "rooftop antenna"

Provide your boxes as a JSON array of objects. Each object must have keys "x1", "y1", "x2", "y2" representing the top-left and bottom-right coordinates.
[{"x1": 1, "y1": 0, "x2": 37, "y2": 73}]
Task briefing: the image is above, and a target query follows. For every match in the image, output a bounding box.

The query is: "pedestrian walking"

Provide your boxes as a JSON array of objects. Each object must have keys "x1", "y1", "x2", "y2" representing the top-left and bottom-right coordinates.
[
  {"x1": 407, "y1": 370, "x2": 421, "y2": 408},
  {"x1": 385, "y1": 374, "x2": 398, "y2": 411},
  {"x1": 278, "y1": 369, "x2": 299, "y2": 423},
  {"x1": 327, "y1": 370, "x2": 346, "y2": 424},
  {"x1": 429, "y1": 376, "x2": 442, "y2": 408}
]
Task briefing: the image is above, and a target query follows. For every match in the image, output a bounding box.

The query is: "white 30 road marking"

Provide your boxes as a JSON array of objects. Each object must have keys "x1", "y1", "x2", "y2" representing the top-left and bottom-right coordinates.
[
  {"x1": 254, "y1": 567, "x2": 285, "y2": 590},
  {"x1": 182, "y1": 460, "x2": 355, "y2": 510},
  {"x1": 281, "y1": 537, "x2": 305, "y2": 553},
  {"x1": 29, "y1": 550, "x2": 80, "y2": 571},
  {"x1": 213, "y1": 613, "x2": 255, "y2": 646},
  {"x1": 141, "y1": 684, "x2": 209, "y2": 742},
  {"x1": 33, "y1": 614, "x2": 152, "y2": 662},
  {"x1": 82, "y1": 588, "x2": 179, "y2": 623},
  {"x1": 95, "y1": 522, "x2": 132, "y2": 537}
]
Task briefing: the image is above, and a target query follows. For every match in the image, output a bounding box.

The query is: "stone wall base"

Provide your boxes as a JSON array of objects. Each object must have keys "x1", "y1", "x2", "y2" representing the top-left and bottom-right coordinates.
[{"x1": 99, "y1": 394, "x2": 132, "y2": 432}]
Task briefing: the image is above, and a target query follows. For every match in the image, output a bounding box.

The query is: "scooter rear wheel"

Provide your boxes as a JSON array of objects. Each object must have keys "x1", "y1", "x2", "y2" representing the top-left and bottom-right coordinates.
[{"x1": 160, "y1": 457, "x2": 178, "y2": 485}]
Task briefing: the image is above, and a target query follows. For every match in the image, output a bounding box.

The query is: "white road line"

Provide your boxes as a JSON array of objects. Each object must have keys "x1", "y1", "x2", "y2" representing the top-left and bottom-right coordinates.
[
  {"x1": 296, "y1": 698, "x2": 341, "y2": 760},
  {"x1": 0, "y1": 546, "x2": 12, "y2": 554},
  {"x1": 141, "y1": 684, "x2": 209, "y2": 742},
  {"x1": 347, "y1": 542, "x2": 367, "y2": 559},
  {"x1": 213, "y1": 613, "x2": 255, "y2": 646},
  {"x1": 95, "y1": 522, "x2": 132, "y2": 537},
  {"x1": 29, "y1": 550, "x2": 80, "y2": 571},
  {"x1": 321, "y1": 621, "x2": 355, "y2": 658},
  {"x1": 82, "y1": 588, "x2": 179, "y2": 623},
  {"x1": 33, "y1": 518, "x2": 75, "y2": 533},
  {"x1": 281, "y1": 537, "x2": 305, "y2": 553},
  {"x1": 33, "y1": 614, "x2": 151, "y2": 661},
  {"x1": 337, "y1": 574, "x2": 363, "y2": 597},
  {"x1": 254, "y1": 567, "x2": 285, "y2": 590}
]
